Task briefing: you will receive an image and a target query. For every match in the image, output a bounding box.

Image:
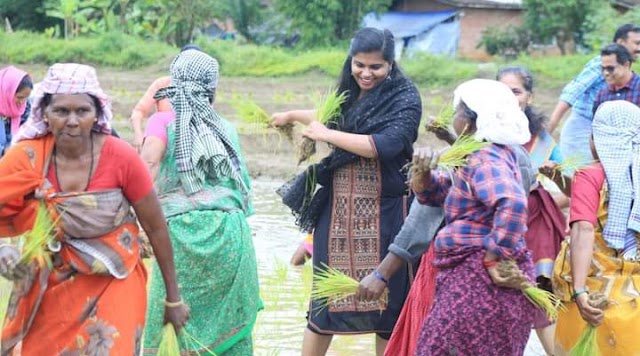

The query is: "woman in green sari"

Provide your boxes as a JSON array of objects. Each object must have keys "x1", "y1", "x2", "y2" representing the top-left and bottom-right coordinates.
[{"x1": 141, "y1": 49, "x2": 261, "y2": 355}]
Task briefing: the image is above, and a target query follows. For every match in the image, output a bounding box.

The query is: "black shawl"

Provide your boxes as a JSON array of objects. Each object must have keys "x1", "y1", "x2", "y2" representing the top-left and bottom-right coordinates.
[{"x1": 277, "y1": 73, "x2": 422, "y2": 232}]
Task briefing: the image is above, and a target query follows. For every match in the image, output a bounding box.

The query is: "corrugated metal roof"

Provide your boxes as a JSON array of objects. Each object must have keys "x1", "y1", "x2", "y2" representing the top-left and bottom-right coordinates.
[{"x1": 435, "y1": 0, "x2": 523, "y2": 9}]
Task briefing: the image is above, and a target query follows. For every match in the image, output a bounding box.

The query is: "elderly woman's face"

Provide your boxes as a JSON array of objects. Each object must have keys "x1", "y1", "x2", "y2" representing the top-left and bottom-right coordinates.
[
  {"x1": 452, "y1": 104, "x2": 473, "y2": 136},
  {"x1": 45, "y1": 94, "x2": 97, "y2": 142}
]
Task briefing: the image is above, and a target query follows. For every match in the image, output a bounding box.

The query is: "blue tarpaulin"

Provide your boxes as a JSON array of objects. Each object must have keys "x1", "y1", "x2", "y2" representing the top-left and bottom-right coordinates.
[{"x1": 363, "y1": 11, "x2": 460, "y2": 58}]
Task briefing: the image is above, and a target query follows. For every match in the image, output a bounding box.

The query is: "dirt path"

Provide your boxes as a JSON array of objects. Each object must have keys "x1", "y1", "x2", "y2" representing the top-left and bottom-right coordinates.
[{"x1": 10, "y1": 63, "x2": 564, "y2": 179}]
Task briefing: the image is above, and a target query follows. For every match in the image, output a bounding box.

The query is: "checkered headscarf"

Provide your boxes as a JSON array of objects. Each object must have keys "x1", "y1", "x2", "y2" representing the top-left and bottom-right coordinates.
[
  {"x1": 593, "y1": 100, "x2": 640, "y2": 258},
  {"x1": 13, "y1": 63, "x2": 112, "y2": 143},
  {"x1": 163, "y1": 49, "x2": 248, "y2": 199}
]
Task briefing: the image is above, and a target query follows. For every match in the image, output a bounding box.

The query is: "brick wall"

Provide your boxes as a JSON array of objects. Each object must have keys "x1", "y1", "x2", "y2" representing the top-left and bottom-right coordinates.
[
  {"x1": 459, "y1": 8, "x2": 523, "y2": 59},
  {"x1": 391, "y1": 0, "x2": 529, "y2": 59}
]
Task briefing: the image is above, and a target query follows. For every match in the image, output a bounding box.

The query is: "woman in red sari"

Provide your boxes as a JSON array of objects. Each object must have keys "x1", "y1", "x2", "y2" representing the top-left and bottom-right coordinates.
[{"x1": 0, "y1": 63, "x2": 188, "y2": 355}]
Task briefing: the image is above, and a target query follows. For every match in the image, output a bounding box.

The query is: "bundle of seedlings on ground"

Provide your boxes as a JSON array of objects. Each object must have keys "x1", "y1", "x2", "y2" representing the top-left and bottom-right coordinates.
[
  {"x1": 497, "y1": 260, "x2": 564, "y2": 321},
  {"x1": 232, "y1": 96, "x2": 294, "y2": 141},
  {"x1": 569, "y1": 292, "x2": 611, "y2": 356},
  {"x1": 20, "y1": 202, "x2": 60, "y2": 269},
  {"x1": 430, "y1": 105, "x2": 455, "y2": 129},
  {"x1": 297, "y1": 89, "x2": 348, "y2": 164},
  {"x1": 311, "y1": 263, "x2": 387, "y2": 311}
]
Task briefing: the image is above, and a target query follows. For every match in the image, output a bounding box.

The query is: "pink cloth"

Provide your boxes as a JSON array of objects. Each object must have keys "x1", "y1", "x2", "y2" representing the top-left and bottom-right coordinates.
[
  {"x1": 144, "y1": 111, "x2": 176, "y2": 146},
  {"x1": 13, "y1": 63, "x2": 112, "y2": 143},
  {"x1": 0, "y1": 66, "x2": 28, "y2": 135}
]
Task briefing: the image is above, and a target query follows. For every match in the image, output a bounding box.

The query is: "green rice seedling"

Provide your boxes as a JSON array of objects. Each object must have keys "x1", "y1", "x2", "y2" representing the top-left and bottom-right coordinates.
[
  {"x1": 569, "y1": 292, "x2": 610, "y2": 356},
  {"x1": 311, "y1": 263, "x2": 387, "y2": 311},
  {"x1": 539, "y1": 154, "x2": 594, "y2": 189},
  {"x1": 181, "y1": 327, "x2": 217, "y2": 355},
  {"x1": 273, "y1": 257, "x2": 289, "y2": 282},
  {"x1": 570, "y1": 326, "x2": 600, "y2": 356},
  {"x1": 437, "y1": 135, "x2": 490, "y2": 171},
  {"x1": 297, "y1": 89, "x2": 348, "y2": 164},
  {"x1": 430, "y1": 105, "x2": 455, "y2": 129},
  {"x1": 157, "y1": 324, "x2": 180, "y2": 356},
  {"x1": 497, "y1": 260, "x2": 564, "y2": 321},
  {"x1": 20, "y1": 202, "x2": 60, "y2": 268},
  {"x1": 231, "y1": 96, "x2": 294, "y2": 142}
]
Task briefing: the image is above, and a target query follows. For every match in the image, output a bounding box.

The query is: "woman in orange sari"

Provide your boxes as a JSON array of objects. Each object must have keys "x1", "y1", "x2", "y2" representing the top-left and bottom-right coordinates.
[{"x1": 0, "y1": 63, "x2": 188, "y2": 355}]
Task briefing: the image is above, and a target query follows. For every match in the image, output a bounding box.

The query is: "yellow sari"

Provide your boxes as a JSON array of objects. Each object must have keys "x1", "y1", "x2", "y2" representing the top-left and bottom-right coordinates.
[{"x1": 552, "y1": 188, "x2": 640, "y2": 355}]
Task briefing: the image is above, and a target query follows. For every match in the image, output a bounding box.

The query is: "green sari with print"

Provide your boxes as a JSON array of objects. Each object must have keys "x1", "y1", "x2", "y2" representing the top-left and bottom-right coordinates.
[{"x1": 144, "y1": 119, "x2": 262, "y2": 355}]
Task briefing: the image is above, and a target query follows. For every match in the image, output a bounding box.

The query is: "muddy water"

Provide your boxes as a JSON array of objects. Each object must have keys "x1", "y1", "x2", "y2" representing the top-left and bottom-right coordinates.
[{"x1": 248, "y1": 180, "x2": 546, "y2": 356}]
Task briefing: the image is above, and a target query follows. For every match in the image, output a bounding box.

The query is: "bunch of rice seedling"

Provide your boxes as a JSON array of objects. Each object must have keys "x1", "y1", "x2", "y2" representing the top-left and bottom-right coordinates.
[
  {"x1": 297, "y1": 89, "x2": 348, "y2": 164},
  {"x1": 497, "y1": 260, "x2": 564, "y2": 321},
  {"x1": 539, "y1": 154, "x2": 594, "y2": 189},
  {"x1": 430, "y1": 105, "x2": 455, "y2": 129},
  {"x1": 20, "y1": 202, "x2": 60, "y2": 268},
  {"x1": 157, "y1": 324, "x2": 180, "y2": 356},
  {"x1": 311, "y1": 263, "x2": 387, "y2": 311},
  {"x1": 181, "y1": 328, "x2": 217, "y2": 355},
  {"x1": 437, "y1": 136, "x2": 489, "y2": 171},
  {"x1": 232, "y1": 96, "x2": 294, "y2": 141},
  {"x1": 569, "y1": 292, "x2": 610, "y2": 356}
]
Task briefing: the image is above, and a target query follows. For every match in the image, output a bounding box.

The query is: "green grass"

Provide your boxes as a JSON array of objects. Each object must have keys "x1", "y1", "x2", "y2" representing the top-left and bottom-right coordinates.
[{"x1": 0, "y1": 31, "x2": 175, "y2": 69}]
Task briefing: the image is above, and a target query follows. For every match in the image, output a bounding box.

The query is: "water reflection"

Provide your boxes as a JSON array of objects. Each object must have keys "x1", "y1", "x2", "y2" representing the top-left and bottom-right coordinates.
[{"x1": 248, "y1": 180, "x2": 545, "y2": 356}]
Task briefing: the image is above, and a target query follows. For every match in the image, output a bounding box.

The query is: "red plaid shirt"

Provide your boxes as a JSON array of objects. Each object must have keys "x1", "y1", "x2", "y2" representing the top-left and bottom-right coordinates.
[{"x1": 416, "y1": 144, "x2": 528, "y2": 258}]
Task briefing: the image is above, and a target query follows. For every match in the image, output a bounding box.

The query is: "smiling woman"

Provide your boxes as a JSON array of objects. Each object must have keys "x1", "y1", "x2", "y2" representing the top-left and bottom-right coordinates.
[{"x1": 272, "y1": 27, "x2": 422, "y2": 356}]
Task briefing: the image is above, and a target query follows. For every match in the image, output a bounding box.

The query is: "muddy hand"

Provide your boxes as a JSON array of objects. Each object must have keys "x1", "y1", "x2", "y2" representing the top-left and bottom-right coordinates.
[
  {"x1": 486, "y1": 264, "x2": 523, "y2": 290},
  {"x1": 576, "y1": 293, "x2": 604, "y2": 326},
  {"x1": 0, "y1": 245, "x2": 28, "y2": 280},
  {"x1": 302, "y1": 121, "x2": 330, "y2": 142},
  {"x1": 412, "y1": 147, "x2": 440, "y2": 172},
  {"x1": 164, "y1": 303, "x2": 190, "y2": 333},
  {"x1": 356, "y1": 272, "x2": 387, "y2": 301},
  {"x1": 271, "y1": 112, "x2": 291, "y2": 128},
  {"x1": 133, "y1": 132, "x2": 144, "y2": 153},
  {"x1": 538, "y1": 161, "x2": 559, "y2": 180}
]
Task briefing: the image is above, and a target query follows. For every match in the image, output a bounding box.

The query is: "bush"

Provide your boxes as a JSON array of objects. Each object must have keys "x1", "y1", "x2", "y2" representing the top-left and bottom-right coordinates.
[
  {"x1": 514, "y1": 52, "x2": 594, "y2": 87},
  {"x1": 478, "y1": 25, "x2": 531, "y2": 59},
  {"x1": 582, "y1": 5, "x2": 640, "y2": 51},
  {"x1": 0, "y1": 31, "x2": 175, "y2": 68},
  {"x1": 195, "y1": 38, "x2": 346, "y2": 77},
  {"x1": 402, "y1": 54, "x2": 479, "y2": 87}
]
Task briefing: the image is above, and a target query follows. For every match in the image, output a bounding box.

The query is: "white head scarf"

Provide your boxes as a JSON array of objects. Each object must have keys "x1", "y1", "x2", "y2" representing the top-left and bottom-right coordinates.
[
  {"x1": 453, "y1": 79, "x2": 530, "y2": 145},
  {"x1": 592, "y1": 100, "x2": 640, "y2": 258}
]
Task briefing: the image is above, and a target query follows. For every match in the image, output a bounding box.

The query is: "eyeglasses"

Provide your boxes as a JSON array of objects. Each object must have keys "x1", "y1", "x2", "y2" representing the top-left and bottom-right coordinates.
[{"x1": 602, "y1": 65, "x2": 619, "y2": 74}]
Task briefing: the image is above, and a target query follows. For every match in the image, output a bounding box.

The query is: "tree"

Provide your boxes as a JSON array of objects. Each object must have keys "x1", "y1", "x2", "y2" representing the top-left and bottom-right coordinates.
[
  {"x1": 214, "y1": 0, "x2": 263, "y2": 42},
  {"x1": 523, "y1": 0, "x2": 598, "y2": 54},
  {"x1": 0, "y1": 0, "x2": 58, "y2": 31},
  {"x1": 275, "y1": 0, "x2": 392, "y2": 47},
  {"x1": 582, "y1": 4, "x2": 640, "y2": 51}
]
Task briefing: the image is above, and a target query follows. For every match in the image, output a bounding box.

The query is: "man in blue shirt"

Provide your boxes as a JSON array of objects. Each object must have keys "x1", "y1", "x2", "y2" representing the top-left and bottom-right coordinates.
[{"x1": 548, "y1": 24, "x2": 640, "y2": 164}]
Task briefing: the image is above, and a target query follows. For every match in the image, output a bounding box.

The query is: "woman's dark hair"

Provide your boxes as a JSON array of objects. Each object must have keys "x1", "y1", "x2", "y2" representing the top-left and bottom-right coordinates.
[
  {"x1": 181, "y1": 44, "x2": 202, "y2": 52},
  {"x1": 496, "y1": 66, "x2": 546, "y2": 136},
  {"x1": 459, "y1": 101, "x2": 477, "y2": 123},
  {"x1": 16, "y1": 75, "x2": 33, "y2": 94},
  {"x1": 336, "y1": 27, "x2": 400, "y2": 112},
  {"x1": 39, "y1": 93, "x2": 104, "y2": 122}
]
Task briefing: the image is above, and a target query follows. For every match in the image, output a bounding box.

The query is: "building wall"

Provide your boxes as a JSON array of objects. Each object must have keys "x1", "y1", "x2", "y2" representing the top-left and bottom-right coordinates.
[
  {"x1": 391, "y1": 0, "x2": 528, "y2": 59},
  {"x1": 459, "y1": 8, "x2": 523, "y2": 59}
]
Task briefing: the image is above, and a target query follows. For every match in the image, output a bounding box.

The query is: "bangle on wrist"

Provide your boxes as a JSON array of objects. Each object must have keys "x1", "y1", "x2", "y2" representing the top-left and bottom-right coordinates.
[
  {"x1": 164, "y1": 298, "x2": 184, "y2": 308},
  {"x1": 482, "y1": 259, "x2": 498, "y2": 268},
  {"x1": 373, "y1": 270, "x2": 389, "y2": 285},
  {"x1": 572, "y1": 288, "x2": 588, "y2": 301}
]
